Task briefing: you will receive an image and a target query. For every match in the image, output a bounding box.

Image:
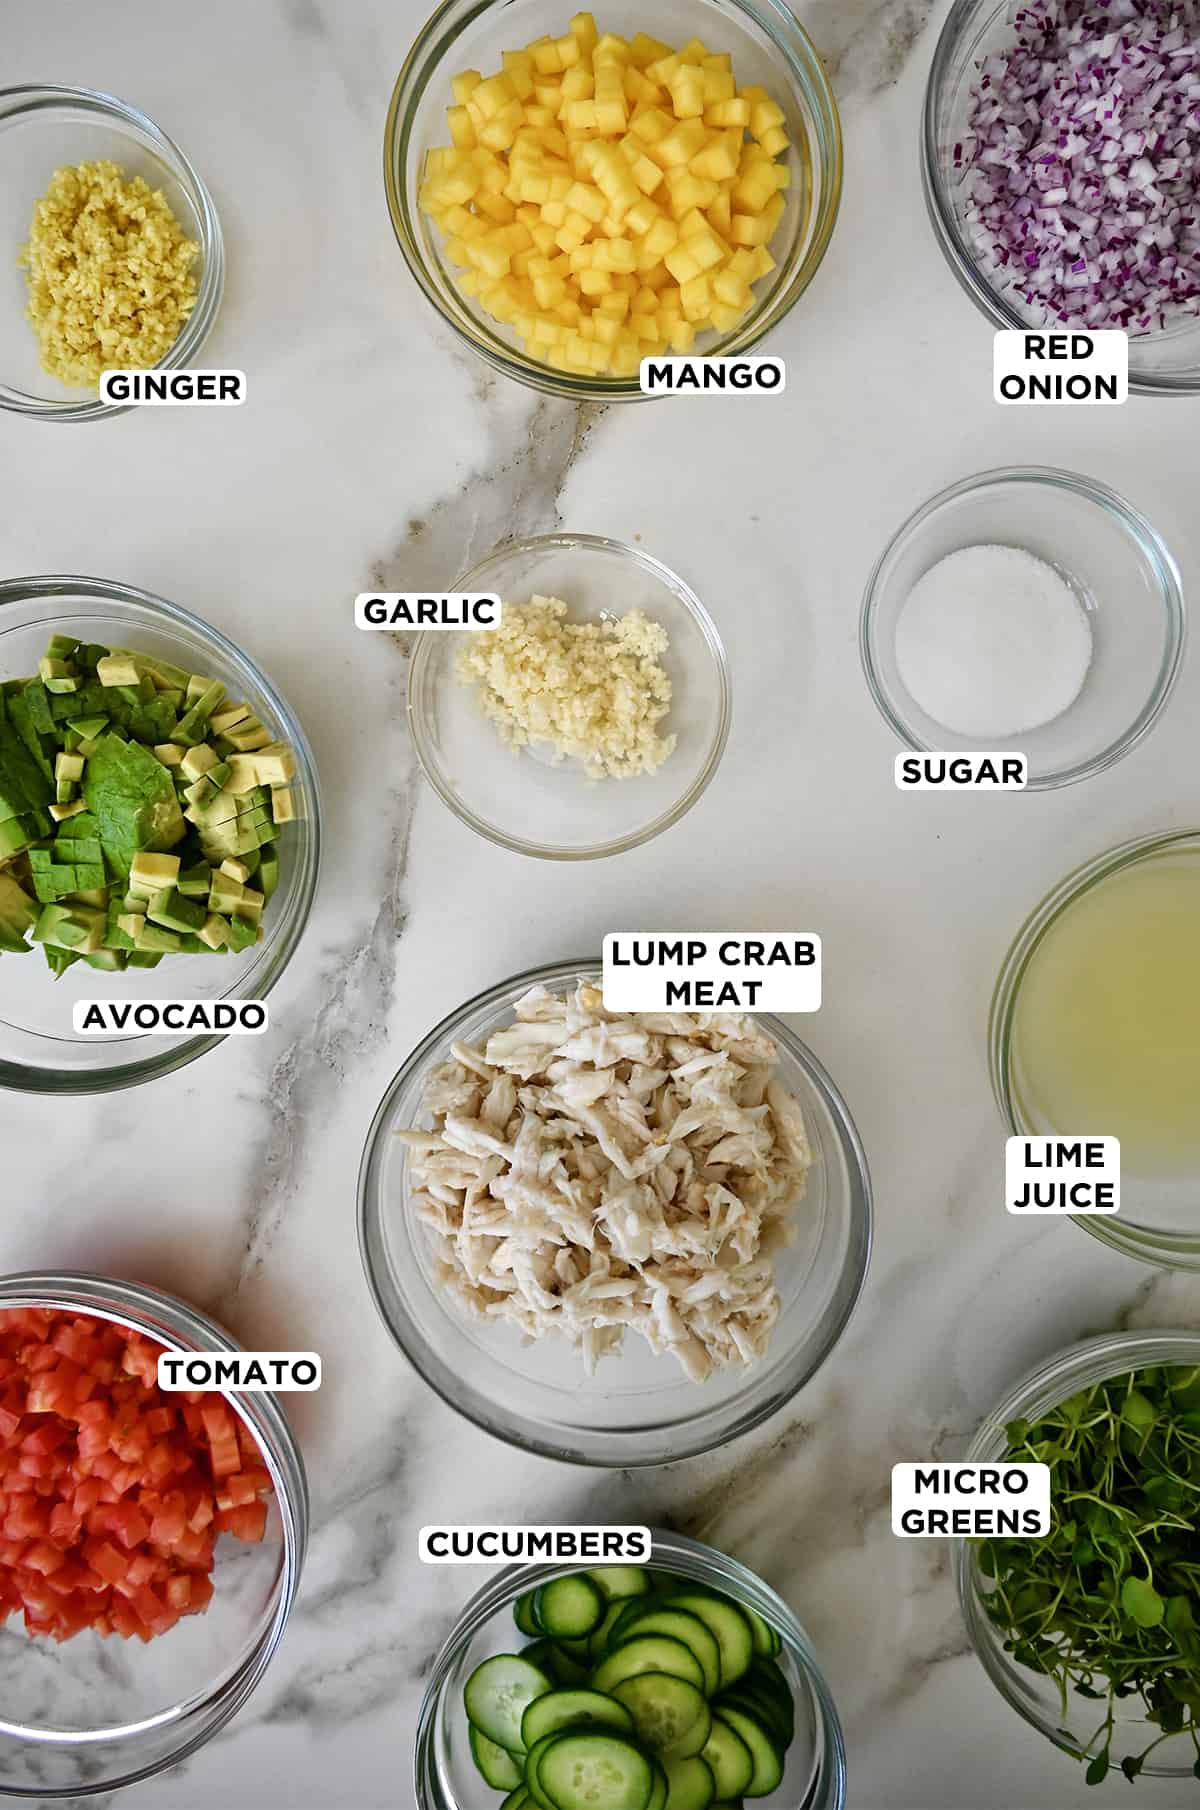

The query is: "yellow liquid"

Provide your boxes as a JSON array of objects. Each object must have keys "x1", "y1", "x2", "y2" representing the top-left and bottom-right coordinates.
[{"x1": 1011, "y1": 848, "x2": 1200, "y2": 1178}]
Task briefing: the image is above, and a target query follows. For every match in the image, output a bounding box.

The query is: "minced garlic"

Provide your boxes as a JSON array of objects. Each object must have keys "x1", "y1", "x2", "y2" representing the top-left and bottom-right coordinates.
[
  {"x1": 20, "y1": 160, "x2": 199, "y2": 389},
  {"x1": 457, "y1": 594, "x2": 676, "y2": 779}
]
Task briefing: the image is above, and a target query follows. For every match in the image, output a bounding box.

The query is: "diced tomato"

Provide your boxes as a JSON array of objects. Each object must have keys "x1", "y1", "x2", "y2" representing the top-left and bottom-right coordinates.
[{"x1": 0, "y1": 1309, "x2": 275, "y2": 1647}]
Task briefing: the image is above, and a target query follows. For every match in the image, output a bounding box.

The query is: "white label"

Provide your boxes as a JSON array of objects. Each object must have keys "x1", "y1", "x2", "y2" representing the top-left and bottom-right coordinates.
[
  {"x1": 98, "y1": 368, "x2": 246, "y2": 405},
  {"x1": 603, "y1": 933, "x2": 820, "y2": 1013},
  {"x1": 354, "y1": 593, "x2": 500, "y2": 630},
  {"x1": 419, "y1": 1526, "x2": 653, "y2": 1565},
  {"x1": 892, "y1": 1463, "x2": 1051, "y2": 1537},
  {"x1": 157, "y1": 1351, "x2": 321, "y2": 1391},
  {"x1": 639, "y1": 356, "x2": 786, "y2": 395},
  {"x1": 895, "y1": 753, "x2": 1027, "y2": 791},
  {"x1": 73, "y1": 1000, "x2": 268, "y2": 1036},
  {"x1": 994, "y1": 330, "x2": 1127, "y2": 404},
  {"x1": 1006, "y1": 1136, "x2": 1120, "y2": 1214}
]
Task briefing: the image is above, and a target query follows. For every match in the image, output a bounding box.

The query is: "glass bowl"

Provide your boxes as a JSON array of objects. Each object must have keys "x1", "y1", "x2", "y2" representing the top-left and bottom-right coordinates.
[
  {"x1": 859, "y1": 467, "x2": 1185, "y2": 790},
  {"x1": 415, "y1": 1528, "x2": 846, "y2": 1809},
  {"x1": 956, "y1": 1330, "x2": 1200, "y2": 1779},
  {"x1": 384, "y1": 0, "x2": 842, "y2": 400},
  {"x1": 0, "y1": 86, "x2": 224, "y2": 422},
  {"x1": 0, "y1": 1270, "x2": 308, "y2": 1799},
  {"x1": 923, "y1": 0, "x2": 1200, "y2": 395},
  {"x1": 358, "y1": 958, "x2": 872, "y2": 1466},
  {"x1": 0, "y1": 576, "x2": 321, "y2": 1094},
  {"x1": 407, "y1": 534, "x2": 731, "y2": 860},
  {"x1": 991, "y1": 829, "x2": 1200, "y2": 1269}
]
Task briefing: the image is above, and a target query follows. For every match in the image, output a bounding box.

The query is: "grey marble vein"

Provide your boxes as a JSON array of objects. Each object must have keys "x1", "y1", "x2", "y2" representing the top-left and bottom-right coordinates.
[{"x1": 803, "y1": 0, "x2": 936, "y2": 97}]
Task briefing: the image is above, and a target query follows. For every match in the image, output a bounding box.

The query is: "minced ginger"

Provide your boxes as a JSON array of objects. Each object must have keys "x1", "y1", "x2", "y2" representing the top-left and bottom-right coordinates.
[
  {"x1": 20, "y1": 160, "x2": 199, "y2": 389},
  {"x1": 457, "y1": 594, "x2": 676, "y2": 778}
]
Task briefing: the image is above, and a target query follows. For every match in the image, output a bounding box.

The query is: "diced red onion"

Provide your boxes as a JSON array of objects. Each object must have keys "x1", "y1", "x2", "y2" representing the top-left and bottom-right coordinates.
[{"x1": 962, "y1": 1, "x2": 1200, "y2": 332}]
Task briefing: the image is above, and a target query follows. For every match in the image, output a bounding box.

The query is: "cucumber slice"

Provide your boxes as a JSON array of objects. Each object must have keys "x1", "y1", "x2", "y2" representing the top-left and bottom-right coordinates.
[
  {"x1": 610, "y1": 1672, "x2": 710, "y2": 1756},
  {"x1": 470, "y1": 1724, "x2": 524, "y2": 1789},
  {"x1": 592, "y1": 1634, "x2": 705, "y2": 1695},
  {"x1": 500, "y1": 1790, "x2": 532, "y2": 1810},
  {"x1": 666, "y1": 1595, "x2": 754, "y2": 1690},
  {"x1": 524, "y1": 1732, "x2": 565, "y2": 1810},
  {"x1": 515, "y1": 1591, "x2": 543, "y2": 1638},
  {"x1": 647, "y1": 1766, "x2": 668, "y2": 1810},
  {"x1": 663, "y1": 1754, "x2": 715, "y2": 1810},
  {"x1": 701, "y1": 1720, "x2": 754, "y2": 1799},
  {"x1": 464, "y1": 1653, "x2": 552, "y2": 1753},
  {"x1": 588, "y1": 1600, "x2": 630, "y2": 1659},
  {"x1": 740, "y1": 1606, "x2": 781, "y2": 1659},
  {"x1": 718, "y1": 1679, "x2": 792, "y2": 1750},
  {"x1": 589, "y1": 1566, "x2": 651, "y2": 1601},
  {"x1": 522, "y1": 1689, "x2": 635, "y2": 1749},
  {"x1": 538, "y1": 1733, "x2": 655, "y2": 1810},
  {"x1": 710, "y1": 1709, "x2": 784, "y2": 1798},
  {"x1": 612, "y1": 1608, "x2": 721, "y2": 1696},
  {"x1": 535, "y1": 1574, "x2": 606, "y2": 1639}
]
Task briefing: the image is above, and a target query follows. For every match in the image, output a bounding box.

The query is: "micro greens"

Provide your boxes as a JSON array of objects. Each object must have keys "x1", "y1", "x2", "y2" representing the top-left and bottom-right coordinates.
[{"x1": 978, "y1": 1364, "x2": 1200, "y2": 1787}]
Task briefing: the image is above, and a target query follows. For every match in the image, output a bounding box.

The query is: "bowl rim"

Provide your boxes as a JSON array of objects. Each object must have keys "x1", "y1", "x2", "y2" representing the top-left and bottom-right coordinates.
[
  {"x1": 954, "y1": 1328, "x2": 1200, "y2": 1776},
  {"x1": 858, "y1": 464, "x2": 1187, "y2": 791},
  {"x1": 415, "y1": 1528, "x2": 848, "y2": 1809},
  {"x1": 0, "y1": 83, "x2": 225, "y2": 423},
  {"x1": 0, "y1": 1270, "x2": 308, "y2": 1798},
  {"x1": 988, "y1": 826, "x2": 1200, "y2": 1265},
  {"x1": 357, "y1": 956, "x2": 873, "y2": 1467},
  {"x1": 383, "y1": 0, "x2": 843, "y2": 401},
  {"x1": 407, "y1": 531, "x2": 733, "y2": 860},
  {"x1": 0, "y1": 574, "x2": 321, "y2": 1095},
  {"x1": 920, "y1": 0, "x2": 1200, "y2": 398}
]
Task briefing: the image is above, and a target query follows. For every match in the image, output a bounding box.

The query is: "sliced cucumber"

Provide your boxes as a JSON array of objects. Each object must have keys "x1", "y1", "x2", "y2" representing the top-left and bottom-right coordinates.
[
  {"x1": 537, "y1": 1733, "x2": 655, "y2": 1810},
  {"x1": 614, "y1": 1608, "x2": 721, "y2": 1696},
  {"x1": 590, "y1": 1566, "x2": 651, "y2": 1601},
  {"x1": 663, "y1": 1754, "x2": 715, "y2": 1810},
  {"x1": 522, "y1": 1688, "x2": 635, "y2": 1750},
  {"x1": 515, "y1": 1591, "x2": 543, "y2": 1638},
  {"x1": 740, "y1": 1606, "x2": 781, "y2": 1659},
  {"x1": 647, "y1": 1766, "x2": 669, "y2": 1810},
  {"x1": 710, "y1": 1708, "x2": 783, "y2": 1798},
  {"x1": 470, "y1": 1723, "x2": 524, "y2": 1789},
  {"x1": 464, "y1": 1653, "x2": 552, "y2": 1754},
  {"x1": 666, "y1": 1595, "x2": 754, "y2": 1691},
  {"x1": 610, "y1": 1672, "x2": 710, "y2": 1756},
  {"x1": 718, "y1": 1679, "x2": 792, "y2": 1751},
  {"x1": 535, "y1": 1574, "x2": 606, "y2": 1640},
  {"x1": 701, "y1": 1719, "x2": 754, "y2": 1799},
  {"x1": 500, "y1": 1790, "x2": 532, "y2": 1810},
  {"x1": 593, "y1": 1634, "x2": 705, "y2": 1695},
  {"x1": 588, "y1": 1600, "x2": 630, "y2": 1659},
  {"x1": 524, "y1": 1637, "x2": 592, "y2": 1688},
  {"x1": 523, "y1": 1731, "x2": 564, "y2": 1810}
]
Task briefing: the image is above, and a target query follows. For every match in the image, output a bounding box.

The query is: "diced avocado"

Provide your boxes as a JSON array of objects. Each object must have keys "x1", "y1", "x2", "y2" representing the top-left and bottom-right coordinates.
[
  {"x1": 183, "y1": 773, "x2": 218, "y2": 809},
  {"x1": 133, "y1": 921, "x2": 182, "y2": 953},
  {"x1": 96, "y1": 654, "x2": 144, "y2": 687},
  {"x1": 32, "y1": 902, "x2": 106, "y2": 954},
  {"x1": 153, "y1": 742, "x2": 185, "y2": 767},
  {"x1": 145, "y1": 886, "x2": 206, "y2": 934},
  {"x1": 223, "y1": 719, "x2": 272, "y2": 753},
  {"x1": 176, "y1": 862, "x2": 211, "y2": 898},
  {"x1": 55, "y1": 776, "x2": 76, "y2": 806},
  {"x1": 233, "y1": 887, "x2": 264, "y2": 922},
  {"x1": 137, "y1": 654, "x2": 190, "y2": 691},
  {"x1": 225, "y1": 754, "x2": 262, "y2": 795},
  {"x1": 129, "y1": 851, "x2": 181, "y2": 896},
  {"x1": 0, "y1": 872, "x2": 37, "y2": 953},
  {"x1": 0, "y1": 814, "x2": 40, "y2": 859},
  {"x1": 38, "y1": 657, "x2": 73, "y2": 685},
  {"x1": 208, "y1": 702, "x2": 250, "y2": 736},
  {"x1": 257, "y1": 849, "x2": 279, "y2": 901},
  {"x1": 116, "y1": 911, "x2": 146, "y2": 941},
  {"x1": 253, "y1": 742, "x2": 297, "y2": 787},
  {"x1": 197, "y1": 913, "x2": 229, "y2": 949},
  {"x1": 219, "y1": 858, "x2": 250, "y2": 884},
  {"x1": 8, "y1": 693, "x2": 55, "y2": 782},
  {"x1": 67, "y1": 716, "x2": 109, "y2": 741},
  {"x1": 179, "y1": 743, "x2": 219, "y2": 783},
  {"x1": 23, "y1": 683, "x2": 54, "y2": 736},
  {"x1": 43, "y1": 947, "x2": 80, "y2": 978},
  {"x1": 44, "y1": 634, "x2": 80, "y2": 662},
  {"x1": 225, "y1": 914, "x2": 258, "y2": 953},
  {"x1": 83, "y1": 948, "x2": 126, "y2": 972},
  {"x1": 270, "y1": 786, "x2": 296, "y2": 824},
  {"x1": 83, "y1": 733, "x2": 185, "y2": 865},
  {"x1": 49, "y1": 799, "x2": 87, "y2": 823},
  {"x1": 125, "y1": 950, "x2": 163, "y2": 969},
  {"x1": 208, "y1": 871, "x2": 244, "y2": 913},
  {"x1": 55, "y1": 752, "x2": 85, "y2": 785},
  {"x1": 0, "y1": 692, "x2": 54, "y2": 820},
  {"x1": 174, "y1": 679, "x2": 227, "y2": 746}
]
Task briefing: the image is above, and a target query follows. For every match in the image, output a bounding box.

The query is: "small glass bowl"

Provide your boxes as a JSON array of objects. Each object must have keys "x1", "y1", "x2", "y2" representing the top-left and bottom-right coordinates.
[
  {"x1": 923, "y1": 0, "x2": 1200, "y2": 395},
  {"x1": 859, "y1": 467, "x2": 1185, "y2": 790},
  {"x1": 956, "y1": 1330, "x2": 1200, "y2": 1779},
  {"x1": 0, "y1": 576, "x2": 321, "y2": 1094},
  {"x1": 0, "y1": 1270, "x2": 308, "y2": 1799},
  {"x1": 358, "y1": 958, "x2": 872, "y2": 1467},
  {"x1": 384, "y1": 0, "x2": 842, "y2": 400},
  {"x1": 408, "y1": 534, "x2": 731, "y2": 860},
  {"x1": 991, "y1": 829, "x2": 1200, "y2": 1268},
  {"x1": 0, "y1": 85, "x2": 224, "y2": 422},
  {"x1": 415, "y1": 1528, "x2": 847, "y2": 1809}
]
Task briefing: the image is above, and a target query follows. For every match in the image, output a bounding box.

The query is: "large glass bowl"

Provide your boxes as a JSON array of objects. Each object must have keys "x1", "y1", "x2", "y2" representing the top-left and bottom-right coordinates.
[
  {"x1": 956, "y1": 1331, "x2": 1200, "y2": 1779},
  {"x1": 358, "y1": 959, "x2": 872, "y2": 1466},
  {"x1": 860, "y1": 468, "x2": 1185, "y2": 790},
  {"x1": 922, "y1": 0, "x2": 1200, "y2": 395},
  {"x1": 991, "y1": 830, "x2": 1200, "y2": 1268},
  {"x1": 0, "y1": 87, "x2": 224, "y2": 422},
  {"x1": 416, "y1": 1529, "x2": 846, "y2": 1808},
  {"x1": 0, "y1": 576, "x2": 321, "y2": 1094},
  {"x1": 407, "y1": 534, "x2": 731, "y2": 860},
  {"x1": 0, "y1": 1271, "x2": 308, "y2": 1799},
  {"x1": 384, "y1": 0, "x2": 842, "y2": 400}
]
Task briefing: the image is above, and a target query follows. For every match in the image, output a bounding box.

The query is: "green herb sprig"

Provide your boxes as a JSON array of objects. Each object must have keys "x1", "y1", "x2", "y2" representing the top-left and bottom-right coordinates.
[{"x1": 978, "y1": 1364, "x2": 1200, "y2": 1786}]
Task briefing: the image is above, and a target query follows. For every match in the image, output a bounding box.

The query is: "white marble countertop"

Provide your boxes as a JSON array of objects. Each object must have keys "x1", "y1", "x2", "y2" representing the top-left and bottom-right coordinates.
[{"x1": 3, "y1": 1, "x2": 1199, "y2": 1806}]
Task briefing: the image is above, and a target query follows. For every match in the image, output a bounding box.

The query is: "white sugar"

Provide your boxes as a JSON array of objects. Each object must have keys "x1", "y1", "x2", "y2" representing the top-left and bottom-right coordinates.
[{"x1": 894, "y1": 544, "x2": 1093, "y2": 739}]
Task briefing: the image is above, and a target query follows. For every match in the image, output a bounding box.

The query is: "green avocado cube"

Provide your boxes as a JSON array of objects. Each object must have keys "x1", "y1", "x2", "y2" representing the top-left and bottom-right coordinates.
[
  {"x1": 96, "y1": 654, "x2": 143, "y2": 688},
  {"x1": 67, "y1": 716, "x2": 109, "y2": 741},
  {"x1": 83, "y1": 948, "x2": 126, "y2": 972},
  {"x1": 134, "y1": 921, "x2": 182, "y2": 953},
  {"x1": 174, "y1": 679, "x2": 227, "y2": 747},
  {"x1": 44, "y1": 634, "x2": 80, "y2": 662},
  {"x1": 83, "y1": 734, "x2": 185, "y2": 867},
  {"x1": 257, "y1": 850, "x2": 278, "y2": 900},
  {"x1": 125, "y1": 950, "x2": 163, "y2": 969},
  {"x1": 146, "y1": 886, "x2": 206, "y2": 934},
  {"x1": 176, "y1": 862, "x2": 212, "y2": 898},
  {"x1": 225, "y1": 914, "x2": 258, "y2": 953},
  {"x1": 23, "y1": 683, "x2": 54, "y2": 736},
  {"x1": 0, "y1": 872, "x2": 37, "y2": 953}
]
